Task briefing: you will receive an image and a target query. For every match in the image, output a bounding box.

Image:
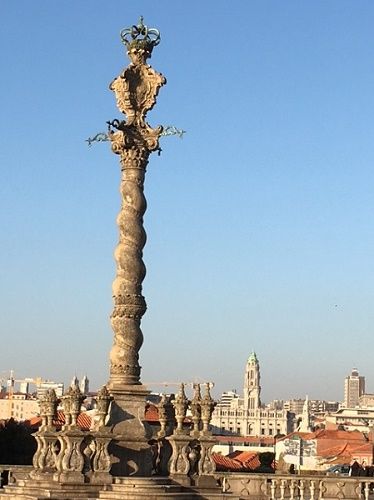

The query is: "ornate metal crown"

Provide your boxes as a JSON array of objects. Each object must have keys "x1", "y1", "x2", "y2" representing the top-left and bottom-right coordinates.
[{"x1": 120, "y1": 16, "x2": 160, "y2": 52}]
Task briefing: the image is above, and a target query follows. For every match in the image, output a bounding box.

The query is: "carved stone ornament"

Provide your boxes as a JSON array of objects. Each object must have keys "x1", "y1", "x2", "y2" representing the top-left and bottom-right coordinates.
[
  {"x1": 60, "y1": 432, "x2": 85, "y2": 476},
  {"x1": 62, "y1": 385, "x2": 85, "y2": 428},
  {"x1": 156, "y1": 394, "x2": 168, "y2": 438},
  {"x1": 200, "y1": 383, "x2": 216, "y2": 435},
  {"x1": 95, "y1": 385, "x2": 112, "y2": 429},
  {"x1": 108, "y1": 17, "x2": 166, "y2": 387},
  {"x1": 167, "y1": 436, "x2": 191, "y2": 476},
  {"x1": 172, "y1": 383, "x2": 189, "y2": 434},
  {"x1": 92, "y1": 433, "x2": 112, "y2": 473},
  {"x1": 39, "y1": 389, "x2": 58, "y2": 429},
  {"x1": 32, "y1": 431, "x2": 59, "y2": 474},
  {"x1": 190, "y1": 383, "x2": 202, "y2": 436},
  {"x1": 197, "y1": 438, "x2": 216, "y2": 475}
]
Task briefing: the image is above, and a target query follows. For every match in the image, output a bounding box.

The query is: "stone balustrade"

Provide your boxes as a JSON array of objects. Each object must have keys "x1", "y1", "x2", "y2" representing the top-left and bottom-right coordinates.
[
  {"x1": 31, "y1": 386, "x2": 112, "y2": 485},
  {"x1": 2, "y1": 466, "x2": 374, "y2": 499},
  {"x1": 217, "y1": 472, "x2": 374, "y2": 499}
]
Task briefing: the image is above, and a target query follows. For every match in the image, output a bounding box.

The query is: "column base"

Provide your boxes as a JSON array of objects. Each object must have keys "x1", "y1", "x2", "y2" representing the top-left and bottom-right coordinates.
[{"x1": 107, "y1": 383, "x2": 153, "y2": 477}]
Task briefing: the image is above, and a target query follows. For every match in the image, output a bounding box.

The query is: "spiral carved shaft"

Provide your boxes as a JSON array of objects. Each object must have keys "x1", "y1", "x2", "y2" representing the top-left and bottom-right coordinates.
[
  {"x1": 110, "y1": 150, "x2": 149, "y2": 385},
  {"x1": 108, "y1": 27, "x2": 165, "y2": 387}
]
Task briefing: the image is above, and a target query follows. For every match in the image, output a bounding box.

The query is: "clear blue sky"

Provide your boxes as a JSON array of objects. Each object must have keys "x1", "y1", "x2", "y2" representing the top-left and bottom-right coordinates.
[{"x1": 1, "y1": 1, "x2": 374, "y2": 402}]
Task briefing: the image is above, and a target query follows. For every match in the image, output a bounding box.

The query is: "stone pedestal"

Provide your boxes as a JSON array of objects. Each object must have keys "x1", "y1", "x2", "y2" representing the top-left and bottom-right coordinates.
[
  {"x1": 166, "y1": 433, "x2": 191, "y2": 478},
  {"x1": 107, "y1": 385, "x2": 153, "y2": 476},
  {"x1": 198, "y1": 434, "x2": 216, "y2": 476}
]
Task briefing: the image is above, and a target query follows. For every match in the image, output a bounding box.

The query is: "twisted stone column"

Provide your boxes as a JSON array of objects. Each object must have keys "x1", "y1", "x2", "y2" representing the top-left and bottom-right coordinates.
[
  {"x1": 108, "y1": 18, "x2": 166, "y2": 388},
  {"x1": 104, "y1": 18, "x2": 166, "y2": 477}
]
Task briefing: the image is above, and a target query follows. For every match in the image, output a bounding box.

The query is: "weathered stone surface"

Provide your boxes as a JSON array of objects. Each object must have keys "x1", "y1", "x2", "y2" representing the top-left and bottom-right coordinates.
[
  {"x1": 107, "y1": 385, "x2": 153, "y2": 476},
  {"x1": 108, "y1": 18, "x2": 165, "y2": 387},
  {"x1": 104, "y1": 18, "x2": 166, "y2": 477}
]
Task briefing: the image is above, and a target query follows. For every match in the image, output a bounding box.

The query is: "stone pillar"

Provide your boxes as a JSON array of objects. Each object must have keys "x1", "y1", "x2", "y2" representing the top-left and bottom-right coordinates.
[
  {"x1": 196, "y1": 383, "x2": 217, "y2": 488},
  {"x1": 105, "y1": 17, "x2": 166, "y2": 476},
  {"x1": 166, "y1": 384, "x2": 191, "y2": 485},
  {"x1": 190, "y1": 383, "x2": 202, "y2": 438},
  {"x1": 55, "y1": 386, "x2": 86, "y2": 484},
  {"x1": 108, "y1": 17, "x2": 165, "y2": 388},
  {"x1": 31, "y1": 389, "x2": 59, "y2": 480},
  {"x1": 91, "y1": 386, "x2": 112, "y2": 484}
]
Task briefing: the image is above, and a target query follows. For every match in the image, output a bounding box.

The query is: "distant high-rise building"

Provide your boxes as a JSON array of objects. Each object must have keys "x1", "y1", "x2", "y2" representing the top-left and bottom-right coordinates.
[
  {"x1": 216, "y1": 390, "x2": 239, "y2": 408},
  {"x1": 281, "y1": 399, "x2": 339, "y2": 415},
  {"x1": 283, "y1": 399, "x2": 305, "y2": 414},
  {"x1": 36, "y1": 381, "x2": 64, "y2": 399},
  {"x1": 19, "y1": 381, "x2": 29, "y2": 394},
  {"x1": 344, "y1": 368, "x2": 365, "y2": 408}
]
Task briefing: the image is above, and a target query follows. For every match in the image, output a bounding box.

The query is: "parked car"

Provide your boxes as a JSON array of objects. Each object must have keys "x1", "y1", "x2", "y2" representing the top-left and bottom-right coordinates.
[{"x1": 326, "y1": 464, "x2": 350, "y2": 476}]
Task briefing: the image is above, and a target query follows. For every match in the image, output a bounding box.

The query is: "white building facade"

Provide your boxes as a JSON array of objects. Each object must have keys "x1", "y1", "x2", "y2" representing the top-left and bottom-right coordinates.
[
  {"x1": 211, "y1": 352, "x2": 293, "y2": 437},
  {"x1": 0, "y1": 393, "x2": 39, "y2": 421}
]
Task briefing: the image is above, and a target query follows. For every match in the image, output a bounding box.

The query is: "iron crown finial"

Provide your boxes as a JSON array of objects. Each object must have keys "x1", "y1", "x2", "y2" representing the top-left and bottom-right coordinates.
[{"x1": 120, "y1": 16, "x2": 160, "y2": 51}]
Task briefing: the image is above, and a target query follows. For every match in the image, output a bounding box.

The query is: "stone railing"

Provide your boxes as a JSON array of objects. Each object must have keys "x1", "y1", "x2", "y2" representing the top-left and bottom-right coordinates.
[
  {"x1": 31, "y1": 385, "x2": 112, "y2": 484},
  {"x1": 150, "y1": 382, "x2": 217, "y2": 483},
  {"x1": 216, "y1": 472, "x2": 374, "y2": 499},
  {"x1": 0, "y1": 466, "x2": 32, "y2": 488}
]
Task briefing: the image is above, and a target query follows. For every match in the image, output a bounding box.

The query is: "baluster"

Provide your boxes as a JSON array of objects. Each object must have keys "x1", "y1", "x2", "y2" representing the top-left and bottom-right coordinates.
[
  {"x1": 280, "y1": 478, "x2": 286, "y2": 499},
  {"x1": 261, "y1": 477, "x2": 269, "y2": 496},
  {"x1": 364, "y1": 481, "x2": 370, "y2": 500},
  {"x1": 270, "y1": 479, "x2": 277, "y2": 499},
  {"x1": 289, "y1": 478, "x2": 296, "y2": 500},
  {"x1": 318, "y1": 479, "x2": 325, "y2": 499},
  {"x1": 299, "y1": 479, "x2": 305, "y2": 500},
  {"x1": 310, "y1": 479, "x2": 315, "y2": 500},
  {"x1": 222, "y1": 476, "x2": 227, "y2": 493}
]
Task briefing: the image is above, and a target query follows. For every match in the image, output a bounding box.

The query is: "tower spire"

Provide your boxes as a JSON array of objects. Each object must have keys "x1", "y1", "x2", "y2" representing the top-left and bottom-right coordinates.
[{"x1": 243, "y1": 352, "x2": 261, "y2": 410}]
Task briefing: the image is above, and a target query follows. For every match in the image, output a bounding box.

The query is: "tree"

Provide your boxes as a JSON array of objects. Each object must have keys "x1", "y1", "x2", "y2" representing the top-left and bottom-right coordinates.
[{"x1": 0, "y1": 419, "x2": 36, "y2": 465}]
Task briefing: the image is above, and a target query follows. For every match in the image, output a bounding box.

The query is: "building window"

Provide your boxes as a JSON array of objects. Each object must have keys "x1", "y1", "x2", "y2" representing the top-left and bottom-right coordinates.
[{"x1": 261, "y1": 428, "x2": 265, "y2": 435}]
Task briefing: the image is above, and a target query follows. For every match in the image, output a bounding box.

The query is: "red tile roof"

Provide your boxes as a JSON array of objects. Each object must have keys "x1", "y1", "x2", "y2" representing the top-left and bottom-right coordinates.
[
  {"x1": 212, "y1": 453, "x2": 246, "y2": 472},
  {"x1": 279, "y1": 429, "x2": 368, "y2": 443},
  {"x1": 145, "y1": 404, "x2": 159, "y2": 422},
  {"x1": 231, "y1": 451, "x2": 262, "y2": 470},
  {"x1": 144, "y1": 403, "x2": 191, "y2": 424},
  {"x1": 28, "y1": 411, "x2": 91, "y2": 431},
  {"x1": 212, "y1": 451, "x2": 268, "y2": 472},
  {"x1": 280, "y1": 428, "x2": 372, "y2": 466},
  {"x1": 319, "y1": 442, "x2": 373, "y2": 465}
]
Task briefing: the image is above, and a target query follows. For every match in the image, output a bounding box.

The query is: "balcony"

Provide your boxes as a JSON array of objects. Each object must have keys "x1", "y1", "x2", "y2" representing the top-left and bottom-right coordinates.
[{"x1": 217, "y1": 472, "x2": 374, "y2": 499}]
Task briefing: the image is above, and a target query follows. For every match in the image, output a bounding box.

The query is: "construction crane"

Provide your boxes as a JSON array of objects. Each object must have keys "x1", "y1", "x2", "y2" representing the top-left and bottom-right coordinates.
[{"x1": 143, "y1": 380, "x2": 214, "y2": 392}]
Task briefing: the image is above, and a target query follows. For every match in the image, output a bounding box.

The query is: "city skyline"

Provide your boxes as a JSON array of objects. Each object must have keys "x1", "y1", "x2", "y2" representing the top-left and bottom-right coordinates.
[{"x1": 1, "y1": 2, "x2": 374, "y2": 401}]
